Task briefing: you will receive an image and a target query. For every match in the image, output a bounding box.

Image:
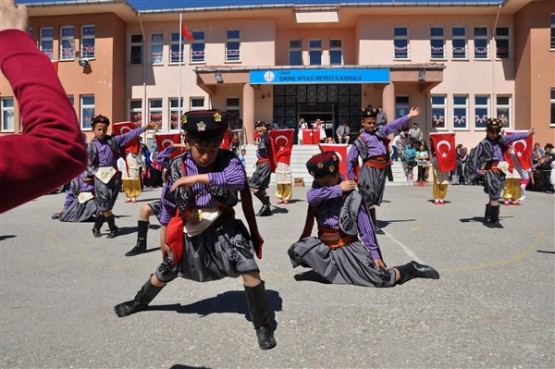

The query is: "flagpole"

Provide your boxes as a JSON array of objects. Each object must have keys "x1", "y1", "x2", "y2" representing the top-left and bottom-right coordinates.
[{"x1": 178, "y1": 13, "x2": 183, "y2": 129}]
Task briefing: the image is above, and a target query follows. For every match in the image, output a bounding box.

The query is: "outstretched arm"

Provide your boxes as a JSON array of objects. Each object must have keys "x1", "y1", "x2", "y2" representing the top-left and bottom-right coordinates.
[{"x1": 0, "y1": 1, "x2": 87, "y2": 213}]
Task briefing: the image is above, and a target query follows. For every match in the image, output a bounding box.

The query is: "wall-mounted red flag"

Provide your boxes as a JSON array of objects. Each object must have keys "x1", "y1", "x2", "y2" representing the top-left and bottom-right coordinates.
[
  {"x1": 505, "y1": 131, "x2": 533, "y2": 171},
  {"x1": 181, "y1": 21, "x2": 195, "y2": 42},
  {"x1": 430, "y1": 133, "x2": 457, "y2": 172},
  {"x1": 319, "y1": 144, "x2": 349, "y2": 179},
  {"x1": 270, "y1": 129, "x2": 294, "y2": 165}
]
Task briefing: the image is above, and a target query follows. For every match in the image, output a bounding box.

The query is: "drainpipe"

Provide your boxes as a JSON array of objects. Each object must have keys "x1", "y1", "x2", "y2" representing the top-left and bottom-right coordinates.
[
  {"x1": 491, "y1": 4, "x2": 502, "y2": 117},
  {"x1": 138, "y1": 13, "x2": 147, "y2": 139}
]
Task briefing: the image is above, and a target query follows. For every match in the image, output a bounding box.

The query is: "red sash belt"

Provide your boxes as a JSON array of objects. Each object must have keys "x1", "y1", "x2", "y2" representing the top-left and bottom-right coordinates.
[
  {"x1": 256, "y1": 158, "x2": 270, "y2": 166},
  {"x1": 318, "y1": 227, "x2": 357, "y2": 250},
  {"x1": 363, "y1": 155, "x2": 390, "y2": 169},
  {"x1": 485, "y1": 161, "x2": 500, "y2": 173}
]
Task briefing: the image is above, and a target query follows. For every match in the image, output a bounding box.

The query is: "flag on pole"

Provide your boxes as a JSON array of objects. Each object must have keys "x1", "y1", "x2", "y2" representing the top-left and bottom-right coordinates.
[
  {"x1": 505, "y1": 131, "x2": 533, "y2": 171},
  {"x1": 113, "y1": 121, "x2": 140, "y2": 153},
  {"x1": 270, "y1": 129, "x2": 294, "y2": 165},
  {"x1": 181, "y1": 21, "x2": 195, "y2": 42},
  {"x1": 319, "y1": 144, "x2": 349, "y2": 179},
  {"x1": 430, "y1": 133, "x2": 457, "y2": 172}
]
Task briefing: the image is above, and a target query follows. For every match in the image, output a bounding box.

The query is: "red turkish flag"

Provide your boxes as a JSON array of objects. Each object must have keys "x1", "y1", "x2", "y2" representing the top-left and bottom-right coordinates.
[
  {"x1": 320, "y1": 144, "x2": 349, "y2": 179},
  {"x1": 155, "y1": 132, "x2": 185, "y2": 159},
  {"x1": 220, "y1": 129, "x2": 232, "y2": 150},
  {"x1": 505, "y1": 131, "x2": 533, "y2": 171},
  {"x1": 270, "y1": 129, "x2": 294, "y2": 165},
  {"x1": 181, "y1": 21, "x2": 195, "y2": 42},
  {"x1": 113, "y1": 121, "x2": 140, "y2": 153},
  {"x1": 430, "y1": 133, "x2": 457, "y2": 172}
]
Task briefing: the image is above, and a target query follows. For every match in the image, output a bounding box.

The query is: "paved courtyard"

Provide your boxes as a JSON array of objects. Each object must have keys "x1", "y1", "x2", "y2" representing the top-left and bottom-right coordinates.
[{"x1": 1, "y1": 184, "x2": 554, "y2": 369}]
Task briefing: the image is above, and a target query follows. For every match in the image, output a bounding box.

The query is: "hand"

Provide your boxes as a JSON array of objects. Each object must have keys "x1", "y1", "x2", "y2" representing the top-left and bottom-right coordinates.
[
  {"x1": 171, "y1": 175, "x2": 196, "y2": 191},
  {"x1": 373, "y1": 259, "x2": 387, "y2": 270},
  {"x1": 339, "y1": 180, "x2": 357, "y2": 193},
  {"x1": 83, "y1": 176, "x2": 93, "y2": 183},
  {"x1": 408, "y1": 107, "x2": 422, "y2": 118},
  {"x1": 160, "y1": 242, "x2": 171, "y2": 260},
  {"x1": 479, "y1": 169, "x2": 486, "y2": 175},
  {"x1": 145, "y1": 122, "x2": 159, "y2": 130},
  {"x1": 0, "y1": 0, "x2": 28, "y2": 32},
  {"x1": 528, "y1": 127, "x2": 535, "y2": 135}
]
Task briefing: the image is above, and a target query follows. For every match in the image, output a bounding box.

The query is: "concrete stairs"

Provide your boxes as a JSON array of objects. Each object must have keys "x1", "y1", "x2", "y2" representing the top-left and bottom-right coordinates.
[{"x1": 243, "y1": 144, "x2": 408, "y2": 186}]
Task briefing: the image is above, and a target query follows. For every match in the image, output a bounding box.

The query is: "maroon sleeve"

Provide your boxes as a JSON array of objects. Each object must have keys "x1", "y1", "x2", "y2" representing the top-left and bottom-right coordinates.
[{"x1": 0, "y1": 30, "x2": 87, "y2": 213}]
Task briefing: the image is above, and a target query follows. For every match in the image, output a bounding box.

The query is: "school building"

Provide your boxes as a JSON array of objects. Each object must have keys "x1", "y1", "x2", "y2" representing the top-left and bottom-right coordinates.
[{"x1": 1, "y1": 0, "x2": 554, "y2": 148}]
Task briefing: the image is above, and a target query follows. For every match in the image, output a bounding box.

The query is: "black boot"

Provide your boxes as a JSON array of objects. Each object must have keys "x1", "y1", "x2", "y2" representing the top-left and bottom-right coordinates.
[
  {"x1": 483, "y1": 204, "x2": 491, "y2": 226},
  {"x1": 369, "y1": 207, "x2": 385, "y2": 235},
  {"x1": 106, "y1": 215, "x2": 118, "y2": 239},
  {"x1": 396, "y1": 261, "x2": 440, "y2": 285},
  {"x1": 244, "y1": 281, "x2": 276, "y2": 350},
  {"x1": 258, "y1": 196, "x2": 272, "y2": 216},
  {"x1": 92, "y1": 214, "x2": 105, "y2": 238},
  {"x1": 489, "y1": 205, "x2": 503, "y2": 229},
  {"x1": 125, "y1": 221, "x2": 149, "y2": 256},
  {"x1": 114, "y1": 278, "x2": 163, "y2": 317}
]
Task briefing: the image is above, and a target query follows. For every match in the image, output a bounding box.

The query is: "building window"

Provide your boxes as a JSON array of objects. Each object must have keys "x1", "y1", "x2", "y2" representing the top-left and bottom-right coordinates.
[
  {"x1": 452, "y1": 27, "x2": 467, "y2": 59},
  {"x1": 430, "y1": 27, "x2": 445, "y2": 59},
  {"x1": 474, "y1": 27, "x2": 489, "y2": 59},
  {"x1": 395, "y1": 96, "x2": 410, "y2": 118},
  {"x1": 309, "y1": 40, "x2": 322, "y2": 66},
  {"x1": 129, "y1": 34, "x2": 143, "y2": 64},
  {"x1": 226, "y1": 30, "x2": 240, "y2": 62},
  {"x1": 169, "y1": 98, "x2": 184, "y2": 130},
  {"x1": 495, "y1": 27, "x2": 510, "y2": 59},
  {"x1": 170, "y1": 33, "x2": 184, "y2": 64},
  {"x1": 496, "y1": 95, "x2": 511, "y2": 128},
  {"x1": 40, "y1": 27, "x2": 54, "y2": 60},
  {"x1": 226, "y1": 97, "x2": 240, "y2": 111},
  {"x1": 191, "y1": 31, "x2": 205, "y2": 63},
  {"x1": 474, "y1": 95, "x2": 489, "y2": 129},
  {"x1": 60, "y1": 26, "x2": 75, "y2": 60},
  {"x1": 130, "y1": 100, "x2": 142, "y2": 125},
  {"x1": 329, "y1": 39, "x2": 343, "y2": 65},
  {"x1": 148, "y1": 99, "x2": 163, "y2": 128},
  {"x1": 150, "y1": 33, "x2": 164, "y2": 64},
  {"x1": 551, "y1": 13, "x2": 555, "y2": 50},
  {"x1": 190, "y1": 97, "x2": 205, "y2": 111},
  {"x1": 289, "y1": 40, "x2": 302, "y2": 65},
  {"x1": 550, "y1": 89, "x2": 555, "y2": 125},
  {"x1": 80, "y1": 95, "x2": 95, "y2": 130},
  {"x1": 431, "y1": 95, "x2": 446, "y2": 129},
  {"x1": 394, "y1": 27, "x2": 409, "y2": 59},
  {"x1": 453, "y1": 95, "x2": 468, "y2": 129},
  {"x1": 81, "y1": 25, "x2": 95, "y2": 59},
  {"x1": 1, "y1": 97, "x2": 15, "y2": 132}
]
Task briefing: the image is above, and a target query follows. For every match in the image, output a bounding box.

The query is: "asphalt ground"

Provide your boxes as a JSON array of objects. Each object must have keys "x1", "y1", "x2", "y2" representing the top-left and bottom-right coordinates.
[{"x1": 1, "y1": 183, "x2": 554, "y2": 369}]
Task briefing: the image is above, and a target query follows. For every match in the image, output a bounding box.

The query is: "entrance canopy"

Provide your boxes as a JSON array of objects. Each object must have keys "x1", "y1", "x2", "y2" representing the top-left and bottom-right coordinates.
[{"x1": 250, "y1": 68, "x2": 390, "y2": 85}]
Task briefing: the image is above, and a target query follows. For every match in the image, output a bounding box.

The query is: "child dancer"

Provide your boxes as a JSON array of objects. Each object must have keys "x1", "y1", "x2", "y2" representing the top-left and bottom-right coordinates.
[
  {"x1": 87, "y1": 116, "x2": 156, "y2": 238},
  {"x1": 114, "y1": 110, "x2": 276, "y2": 350},
  {"x1": 347, "y1": 107, "x2": 421, "y2": 234},
  {"x1": 288, "y1": 151, "x2": 440, "y2": 287}
]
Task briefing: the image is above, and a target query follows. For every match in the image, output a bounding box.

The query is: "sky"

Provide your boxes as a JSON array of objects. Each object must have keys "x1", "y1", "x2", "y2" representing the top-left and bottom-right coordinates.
[{"x1": 19, "y1": 0, "x2": 506, "y2": 12}]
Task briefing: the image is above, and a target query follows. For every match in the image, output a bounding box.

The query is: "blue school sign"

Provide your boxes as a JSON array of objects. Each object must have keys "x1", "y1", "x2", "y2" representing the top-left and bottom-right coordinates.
[{"x1": 249, "y1": 68, "x2": 390, "y2": 85}]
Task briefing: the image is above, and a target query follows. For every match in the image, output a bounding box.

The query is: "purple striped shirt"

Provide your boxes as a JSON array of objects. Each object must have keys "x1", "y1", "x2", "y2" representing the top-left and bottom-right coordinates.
[
  {"x1": 307, "y1": 181, "x2": 381, "y2": 259},
  {"x1": 159, "y1": 151, "x2": 246, "y2": 225},
  {"x1": 347, "y1": 115, "x2": 410, "y2": 179},
  {"x1": 93, "y1": 126, "x2": 147, "y2": 168}
]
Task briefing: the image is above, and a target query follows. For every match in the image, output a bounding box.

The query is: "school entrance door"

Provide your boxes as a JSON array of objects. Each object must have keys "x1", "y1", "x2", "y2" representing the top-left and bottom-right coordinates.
[{"x1": 272, "y1": 84, "x2": 361, "y2": 133}]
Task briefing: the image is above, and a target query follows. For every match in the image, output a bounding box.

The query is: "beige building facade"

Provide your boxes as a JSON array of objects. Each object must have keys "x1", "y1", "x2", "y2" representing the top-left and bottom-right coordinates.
[{"x1": 1, "y1": 0, "x2": 554, "y2": 147}]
